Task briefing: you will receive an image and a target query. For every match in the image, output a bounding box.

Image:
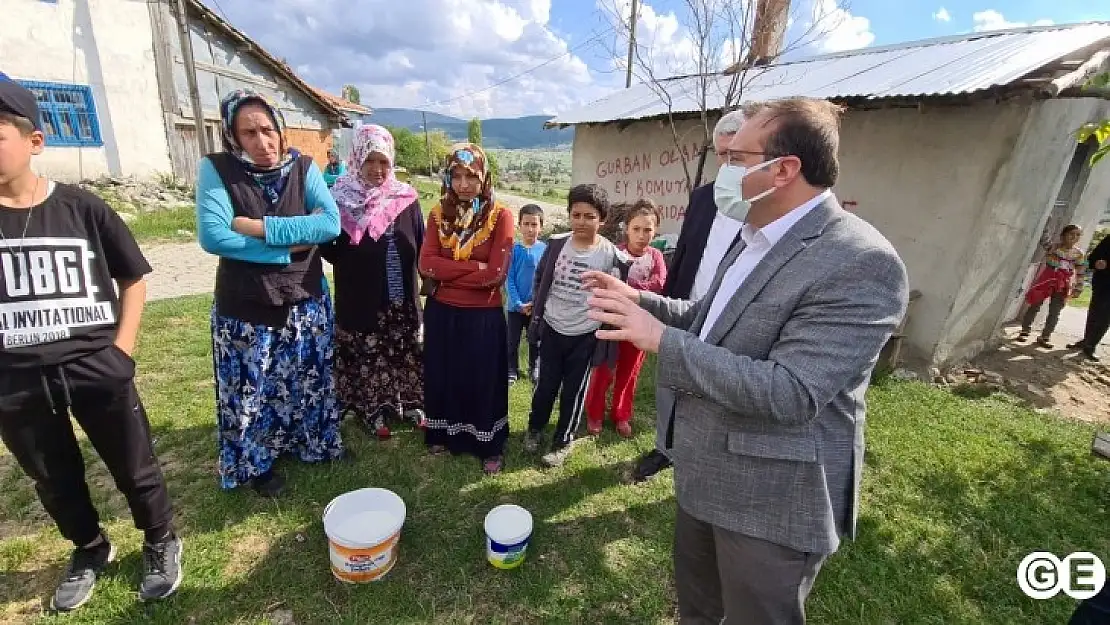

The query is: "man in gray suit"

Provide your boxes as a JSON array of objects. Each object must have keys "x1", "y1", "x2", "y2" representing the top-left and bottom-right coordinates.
[{"x1": 584, "y1": 97, "x2": 909, "y2": 624}]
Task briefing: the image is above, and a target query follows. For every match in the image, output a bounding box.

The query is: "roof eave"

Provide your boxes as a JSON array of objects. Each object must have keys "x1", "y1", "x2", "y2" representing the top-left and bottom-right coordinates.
[
  {"x1": 185, "y1": 0, "x2": 351, "y2": 127},
  {"x1": 546, "y1": 85, "x2": 1079, "y2": 127}
]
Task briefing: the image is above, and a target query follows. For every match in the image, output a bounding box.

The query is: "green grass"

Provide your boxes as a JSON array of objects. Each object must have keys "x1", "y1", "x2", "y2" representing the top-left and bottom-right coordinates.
[
  {"x1": 123, "y1": 205, "x2": 196, "y2": 244},
  {"x1": 412, "y1": 178, "x2": 567, "y2": 207},
  {"x1": 1069, "y1": 286, "x2": 1092, "y2": 308},
  {"x1": 501, "y1": 186, "x2": 568, "y2": 205},
  {"x1": 1, "y1": 295, "x2": 1108, "y2": 624}
]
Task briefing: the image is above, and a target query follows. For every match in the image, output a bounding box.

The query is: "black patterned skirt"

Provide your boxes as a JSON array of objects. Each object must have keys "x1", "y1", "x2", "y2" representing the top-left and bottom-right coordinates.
[
  {"x1": 334, "y1": 300, "x2": 424, "y2": 429},
  {"x1": 422, "y1": 298, "x2": 509, "y2": 460}
]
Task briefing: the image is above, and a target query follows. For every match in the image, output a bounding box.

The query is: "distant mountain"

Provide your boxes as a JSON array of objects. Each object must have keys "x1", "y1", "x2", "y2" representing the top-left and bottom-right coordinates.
[{"x1": 369, "y1": 108, "x2": 574, "y2": 150}]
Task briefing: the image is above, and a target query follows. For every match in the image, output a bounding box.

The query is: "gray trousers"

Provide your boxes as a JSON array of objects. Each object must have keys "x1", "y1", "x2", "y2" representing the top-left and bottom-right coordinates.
[
  {"x1": 1021, "y1": 292, "x2": 1066, "y2": 339},
  {"x1": 653, "y1": 386, "x2": 673, "y2": 459},
  {"x1": 675, "y1": 505, "x2": 827, "y2": 625}
]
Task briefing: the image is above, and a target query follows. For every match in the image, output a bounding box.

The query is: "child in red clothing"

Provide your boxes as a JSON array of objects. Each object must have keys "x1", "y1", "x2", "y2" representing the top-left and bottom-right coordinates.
[
  {"x1": 1018, "y1": 224, "x2": 1088, "y2": 348},
  {"x1": 585, "y1": 199, "x2": 667, "y2": 437}
]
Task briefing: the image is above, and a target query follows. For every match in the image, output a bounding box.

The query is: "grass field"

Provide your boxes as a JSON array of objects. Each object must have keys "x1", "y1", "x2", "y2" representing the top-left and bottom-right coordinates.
[
  {"x1": 1070, "y1": 286, "x2": 1092, "y2": 308},
  {"x1": 123, "y1": 205, "x2": 196, "y2": 244},
  {"x1": 1, "y1": 294, "x2": 1107, "y2": 624}
]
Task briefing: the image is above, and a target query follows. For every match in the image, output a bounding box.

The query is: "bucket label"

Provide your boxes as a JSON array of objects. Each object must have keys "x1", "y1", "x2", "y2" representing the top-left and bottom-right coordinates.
[
  {"x1": 487, "y1": 536, "x2": 530, "y2": 569},
  {"x1": 340, "y1": 550, "x2": 390, "y2": 573}
]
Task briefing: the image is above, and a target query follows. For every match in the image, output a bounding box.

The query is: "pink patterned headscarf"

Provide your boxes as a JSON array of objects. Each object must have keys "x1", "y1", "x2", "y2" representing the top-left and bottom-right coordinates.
[{"x1": 331, "y1": 125, "x2": 418, "y2": 245}]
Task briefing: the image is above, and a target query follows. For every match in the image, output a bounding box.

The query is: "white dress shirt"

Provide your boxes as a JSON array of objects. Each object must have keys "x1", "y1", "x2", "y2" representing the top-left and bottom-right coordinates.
[
  {"x1": 698, "y1": 190, "x2": 833, "y2": 341},
  {"x1": 690, "y1": 210, "x2": 743, "y2": 301}
]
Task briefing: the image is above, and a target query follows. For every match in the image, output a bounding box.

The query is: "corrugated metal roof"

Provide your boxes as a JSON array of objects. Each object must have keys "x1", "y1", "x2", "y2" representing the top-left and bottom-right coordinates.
[{"x1": 548, "y1": 22, "x2": 1110, "y2": 126}]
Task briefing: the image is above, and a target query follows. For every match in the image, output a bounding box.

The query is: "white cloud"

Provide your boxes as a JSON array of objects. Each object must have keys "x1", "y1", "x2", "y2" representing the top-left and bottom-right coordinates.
[
  {"x1": 809, "y1": 0, "x2": 875, "y2": 52},
  {"x1": 200, "y1": 0, "x2": 603, "y2": 118},
  {"x1": 933, "y1": 7, "x2": 952, "y2": 22},
  {"x1": 599, "y1": 0, "x2": 702, "y2": 78},
  {"x1": 972, "y1": 9, "x2": 1054, "y2": 32},
  {"x1": 599, "y1": 0, "x2": 875, "y2": 79}
]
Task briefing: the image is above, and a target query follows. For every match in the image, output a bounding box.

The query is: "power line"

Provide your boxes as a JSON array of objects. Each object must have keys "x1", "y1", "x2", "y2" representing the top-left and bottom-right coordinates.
[
  {"x1": 205, "y1": 0, "x2": 231, "y2": 22},
  {"x1": 421, "y1": 26, "x2": 614, "y2": 109}
]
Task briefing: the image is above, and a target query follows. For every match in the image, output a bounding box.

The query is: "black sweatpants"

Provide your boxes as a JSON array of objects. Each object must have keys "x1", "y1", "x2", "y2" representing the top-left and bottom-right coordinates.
[
  {"x1": 527, "y1": 323, "x2": 595, "y2": 449},
  {"x1": 0, "y1": 346, "x2": 174, "y2": 547},
  {"x1": 1082, "y1": 281, "x2": 1110, "y2": 350},
  {"x1": 506, "y1": 311, "x2": 538, "y2": 378}
]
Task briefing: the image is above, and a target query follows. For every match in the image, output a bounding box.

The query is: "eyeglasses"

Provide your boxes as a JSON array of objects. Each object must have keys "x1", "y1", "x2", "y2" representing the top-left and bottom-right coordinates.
[{"x1": 720, "y1": 149, "x2": 787, "y2": 164}]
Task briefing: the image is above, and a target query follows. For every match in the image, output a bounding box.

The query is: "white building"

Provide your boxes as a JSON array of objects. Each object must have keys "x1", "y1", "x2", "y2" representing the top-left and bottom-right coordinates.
[
  {"x1": 547, "y1": 23, "x2": 1110, "y2": 367},
  {"x1": 1, "y1": 0, "x2": 355, "y2": 183}
]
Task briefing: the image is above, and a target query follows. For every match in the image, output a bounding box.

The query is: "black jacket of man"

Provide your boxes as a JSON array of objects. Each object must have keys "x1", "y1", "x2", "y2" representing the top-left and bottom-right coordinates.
[{"x1": 1089, "y1": 235, "x2": 1110, "y2": 290}]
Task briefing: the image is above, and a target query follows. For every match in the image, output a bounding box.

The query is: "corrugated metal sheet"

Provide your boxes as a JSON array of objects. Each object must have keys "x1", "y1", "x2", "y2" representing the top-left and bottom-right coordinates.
[{"x1": 549, "y1": 22, "x2": 1110, "y2": 125}]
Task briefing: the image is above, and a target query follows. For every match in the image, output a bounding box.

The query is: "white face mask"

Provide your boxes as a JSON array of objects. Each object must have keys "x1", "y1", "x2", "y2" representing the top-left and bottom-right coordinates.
[{"x1": 713, "y1": 157, "x2": 781, "y2": 222}]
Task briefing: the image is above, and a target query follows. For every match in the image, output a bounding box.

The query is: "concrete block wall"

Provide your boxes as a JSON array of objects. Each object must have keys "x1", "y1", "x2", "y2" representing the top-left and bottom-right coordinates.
[{"x1": 1, "y1": 0, "x2": 173, "y2": 181}]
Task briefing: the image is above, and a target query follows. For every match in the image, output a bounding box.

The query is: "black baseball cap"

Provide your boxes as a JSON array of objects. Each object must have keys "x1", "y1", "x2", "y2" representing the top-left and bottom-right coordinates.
[{"x1": 0, "y1": 79, "x2": 42, "y2": 132}]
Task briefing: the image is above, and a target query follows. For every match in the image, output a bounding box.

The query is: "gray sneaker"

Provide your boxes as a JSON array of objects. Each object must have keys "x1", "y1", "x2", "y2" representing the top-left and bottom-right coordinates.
[
  {"x1": 52, "y1": 538, "x2": 116, "y2": 612},
  {"x1": 139, "y1": 535, "x2": 183, "y2": 602},
  {"x1": 541, "y1": 441, "x2": 576, "y2": 468},
  {"x1": 523, "y1": 430, "x2": 544, "y2": 454}
]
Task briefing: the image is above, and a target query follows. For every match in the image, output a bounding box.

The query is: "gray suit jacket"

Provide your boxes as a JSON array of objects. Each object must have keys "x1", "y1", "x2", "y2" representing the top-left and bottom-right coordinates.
[{"x1": 642, "y1": 196, "x2": 908, "y2": 555}]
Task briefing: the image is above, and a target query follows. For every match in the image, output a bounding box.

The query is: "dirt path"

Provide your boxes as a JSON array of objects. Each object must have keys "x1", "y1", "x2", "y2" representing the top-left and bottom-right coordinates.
[
  {"x1": 142, "y1": 242, "x2": 218, "y2": 301},
  {"x1": 495, "y1": 190, "x2": 566, "y2": 223},
  {"x1": 142, "y1": 190, "x2": 567, "y2": 302},
  {"x1": 963, "y1": 309, "x2": 1109, "y2": 424}
]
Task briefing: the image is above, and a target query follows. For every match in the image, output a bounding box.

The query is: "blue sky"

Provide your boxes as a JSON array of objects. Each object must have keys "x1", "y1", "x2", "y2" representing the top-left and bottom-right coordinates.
[{"x1": 210, "y1": 0, "x2": 1110, "y2": 118}]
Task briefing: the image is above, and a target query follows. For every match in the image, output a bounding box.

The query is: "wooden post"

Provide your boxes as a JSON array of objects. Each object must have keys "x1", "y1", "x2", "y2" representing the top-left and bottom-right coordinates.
[
  {"x1": 1093, "y1": 432, "x2": 1110, "y2": 461},
  {"x1": 746, "y1": 0, "x2": 790, "y2": 66},
  {"x1": 421, "y1": 110, "x2": 433, "y2": 175},
  {"x1": 173, "y1": 0, "x2": 209, "y2": 154},
  {"x1": 625, "y1": 0, "x2": 638, "y2": 88}
]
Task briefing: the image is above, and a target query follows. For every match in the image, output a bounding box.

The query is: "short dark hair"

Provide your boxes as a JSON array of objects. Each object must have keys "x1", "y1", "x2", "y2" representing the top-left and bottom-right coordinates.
[
  {"x1": 1061, "y1": 224, "x2": 1082, "y2": 237},
  {"x1": 0, "y1": 111, "x2": 36, "y2": 136},
  {"x1": 567, "y1": 183, "x2": 610, "y2": 220},
  {"x1": 519, "y1": 203, "x2": 544, "y2": 225},
  {"x1": 623, "y1": 198, "x2": 661, "y2": 226},
  {"x1": 748, "y1": 97, "x2": 844, "y2": 188}
]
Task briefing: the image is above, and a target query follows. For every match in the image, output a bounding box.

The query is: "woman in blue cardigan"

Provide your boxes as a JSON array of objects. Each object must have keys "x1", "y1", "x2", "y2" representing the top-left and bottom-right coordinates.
[{"x1": 195, "y1": 89, "x2": 344, "y2": 497}]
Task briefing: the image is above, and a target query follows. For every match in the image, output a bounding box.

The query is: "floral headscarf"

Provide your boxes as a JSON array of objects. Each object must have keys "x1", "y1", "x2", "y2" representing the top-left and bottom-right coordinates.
[
  {"x1": 330, "y1": 125, "x2": 417, "y2": 245},
  {"x1": 218, "y1": 89, "x2": 299, "y2": 204},
  {"x1": 431, "y1": 143, "x2": 499, "y2": 261}
]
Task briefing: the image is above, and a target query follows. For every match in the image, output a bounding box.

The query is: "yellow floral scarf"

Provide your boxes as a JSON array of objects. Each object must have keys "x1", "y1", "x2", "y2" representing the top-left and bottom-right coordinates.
[{"x1": 434, "y1": 143, "x2": 500, "y2": 261}]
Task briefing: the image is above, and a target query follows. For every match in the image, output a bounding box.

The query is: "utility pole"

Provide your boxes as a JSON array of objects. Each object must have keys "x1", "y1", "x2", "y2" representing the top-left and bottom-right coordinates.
[
  {"x1": 173, "y1": 0, "x2": 209, "y2": 154},
  {"x1": 625, "y1": 0, "x2": 638, "y2": 88},
  {"x1": 745, "y1": 0, "x2": 790, "y2": 67},
  {"x1": 421, "y1": 110, "x2": 433, "y2": 175}
]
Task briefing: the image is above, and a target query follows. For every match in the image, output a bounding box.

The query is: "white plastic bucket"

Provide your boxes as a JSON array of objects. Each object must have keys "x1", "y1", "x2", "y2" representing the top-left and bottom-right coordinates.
[
  {"x1": 322, "y1": 488, "x2": 406, "y2": 583},
  {"x1": 484, "y1": 504, "x2": 533, "y2": 570}
]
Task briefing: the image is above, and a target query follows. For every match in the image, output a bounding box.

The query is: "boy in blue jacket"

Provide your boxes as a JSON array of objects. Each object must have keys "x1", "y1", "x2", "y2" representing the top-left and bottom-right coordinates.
[{"x1": 506, "y1": 204, "x2": 545, "y2": 384}]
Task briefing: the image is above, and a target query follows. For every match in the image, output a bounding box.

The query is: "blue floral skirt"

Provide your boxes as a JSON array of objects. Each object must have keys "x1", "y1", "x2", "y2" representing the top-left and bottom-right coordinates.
[{"x1": 211, "y1": 292, "x2": 343, "y2": 489}]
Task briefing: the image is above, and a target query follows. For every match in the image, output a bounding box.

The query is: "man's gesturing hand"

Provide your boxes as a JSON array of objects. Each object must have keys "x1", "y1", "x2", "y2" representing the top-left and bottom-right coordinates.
[{"x1": 586, "y1": 284, "x2": 664, "y2": 353}]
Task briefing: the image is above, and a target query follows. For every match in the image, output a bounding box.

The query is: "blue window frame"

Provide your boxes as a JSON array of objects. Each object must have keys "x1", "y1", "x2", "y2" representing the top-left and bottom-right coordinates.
[{"x1": 16, "y1": 81, "x2": 103, "y2": 147}]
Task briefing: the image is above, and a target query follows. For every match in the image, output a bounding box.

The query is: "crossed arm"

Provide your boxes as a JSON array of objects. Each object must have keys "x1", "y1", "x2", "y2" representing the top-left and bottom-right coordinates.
[
  {"x1": 418, "y1": 208, "x2": 514, "y2": 289},
  {"x1": 195, "y1": 158, "x2": 340, "y2": 263}
]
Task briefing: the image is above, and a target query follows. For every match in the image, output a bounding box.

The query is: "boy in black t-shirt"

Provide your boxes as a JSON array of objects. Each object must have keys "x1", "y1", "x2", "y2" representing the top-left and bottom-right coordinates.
[{"x1": 0, "y1": 80, "x2": 182, "y2": 611}]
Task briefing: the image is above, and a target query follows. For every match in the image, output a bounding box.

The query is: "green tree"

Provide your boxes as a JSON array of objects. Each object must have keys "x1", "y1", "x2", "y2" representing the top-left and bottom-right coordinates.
[
  {"x1": 486, "y1": 151, "x2": 501, "y2": 185},
  {"x1": 524, "y1": 159, "x2": 543, "y2": 191},
  {"x1": 468, "y1": 118, "x2": 483, "y2": 145},
  {"x1": 341, "y1": 84, "x2": 360, "y2": 104},
  {"x1": 388, "y1": 126, "x2": 451, "y2": 175},
  {"x1": 1077, "y1": 72, "x2": 1109, "y2": 166}
]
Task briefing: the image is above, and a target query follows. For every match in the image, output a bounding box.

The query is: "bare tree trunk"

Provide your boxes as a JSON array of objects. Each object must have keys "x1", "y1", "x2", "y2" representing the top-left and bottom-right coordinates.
[{"x1": 693, "y1": 144, "x2": 710, "y2": 189}]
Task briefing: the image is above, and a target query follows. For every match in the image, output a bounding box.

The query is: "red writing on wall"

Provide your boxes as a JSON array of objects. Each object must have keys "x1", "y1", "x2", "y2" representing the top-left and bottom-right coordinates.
[{"x1": 590, "y1": 141, "x2": 706, "y2": 233}]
